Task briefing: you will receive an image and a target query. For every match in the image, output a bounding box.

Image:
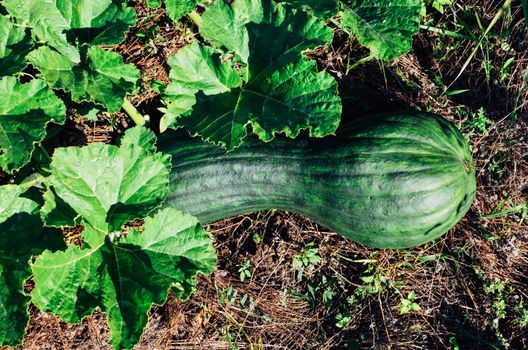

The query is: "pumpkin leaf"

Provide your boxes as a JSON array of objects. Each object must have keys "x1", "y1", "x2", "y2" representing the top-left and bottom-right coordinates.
[
  {"x1": 146, "y1": 0, "x2": 162, "y2": 9},
  {"x1": 340, "y1": 0, "x2": 422, "y2": 60},
  {"x1": 0, "y1": 185, "x2": 65, "y2": 347},
  {"x1": 160, "y1": 42, "x2": 242, "y2": 132},
  {"x1": 42, "y1": 126, "x2": 171, "y2": 233},
  {"x1": 27, "y1": 46, "x2": 140, "y2": 113},
  {"x1": 162, "y1": 0, "x2": 341, "y2": 149},
  {"x1": 0, "y1": 77, "x2": 66, "y2": 174},
  {"x1": 2, "y1": 0, "x2": 136, "y2": 63},
  {"x1": 0, "y1": 15, "x2": 33, "y2": 76},
  {"x1": 166, "y1": 0, "x2": 199, "y2": 21},
  {"x1": 34, "y1": 126, "x2": 214, "y2": 350},
  {"x1": 199, "y1": 0, "x2": 272, "y2": 63},
  {"x1": 31, "y1": 207, "x2": 216, "y2": 350}
]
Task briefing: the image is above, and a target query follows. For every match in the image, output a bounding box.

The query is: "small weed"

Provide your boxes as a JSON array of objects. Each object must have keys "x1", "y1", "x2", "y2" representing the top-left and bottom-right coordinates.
[
  {"x1": 483, "y1": 56, "x2": 494, "y2": 82},
  {"x1": 238, "y1": 260, "x2": 253, "y2": 282},
  {"x1": 218, "y1": 325, "x2": 239, "y2": 350},
  {"x1": 463, "y1": 107, "x2": 493, "y2": 137},
  {"x1": 358, "y1": 273, "x2": 386, "y2": 295},
  {"x1": 500, "y1": 42, "x2": 511, "y2": 52},
  {"x1": 484, "y1": 278, "x2": 508, "y2": 320},
  {"x1": 499, "y1": 57, "x2": 515, "y2": 84},
  {"x1": 321, "y1": 277, "x2": 336, "y2": 311},
  {"x1": 335, "y1": 311, "x2": 352, "y2": 328},
  {"x1": 398, "y1": 290, "x2": 422, "y2": 314},
  {"x1": 292, "y1": 242, "x2": 321, "y2": 281},
  {"x1": 432, "y1": 0, "x2": 452, "y2": 13},
  {"x1": 135, "y1": 24, "x2": 163, "y2": 53},
  {"x1": 299, "y1": 275, "x2": 335, "y2": 310},
  {"x1": 239, "y1": 292, "x2": 255, "y2": 310},
  {"x1": 348, "y1": 257, "x2": 389, "y2": 308},
  {"x1": 217, "y1": 285, "x2": 238, "y2": 305},
  {"x1": 478, "y1": 200, "x2": 528, "y2": 222},
  {"x1": 449, "y1": 336, "x2": 460, "y2": 350},
  {"x1": 430, "y1": 28, "x2": 463, "y2": 64},
  {"x1": 474, "y1": 267, "x2": 485, "y2": 279},
  {"x1": 515, "y1": 300, "x2": 528, "y2": 327},
  {"x1": 486, "y1": 152, "x2": 509, "y2": 180},
  {"x1": 217, "y1": 285, "x2": 256, "y2": 312},
  {"x1": 360, "y1": 265, "x2": 388, "y2": 294},
  {"x1": 291, "y1": 273, "x2": 352, "y2": 328},
  {"x1": 252, "y1": 233, "x2": 262, "y2": 245},
  {"x1": 483, "y1": 277, "x2": 513, "y2": 348}
]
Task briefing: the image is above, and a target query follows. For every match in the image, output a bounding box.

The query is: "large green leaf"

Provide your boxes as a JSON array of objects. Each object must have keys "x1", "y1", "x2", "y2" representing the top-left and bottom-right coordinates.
[
  {"x1": 61, "y1": 0, "x2": 136, "y2": 46},
  {"x1": 340, "y1": 0, "x2": 422, "y2": 60},
  {"x1": 2, "y1": 0, "x2": 136, "y2": 63},
  {"x1": 0, "y1": 185, "x2": 37, "y2": 222},
  {"x1": 32, "y1": 207, "x2": 216, "y2": 350},
  {"x1": 0, "y1": 185, "x2": 65, "y2": 347},
  {"x1": 165, "y1": 0, "x2": 198, "y2": 21},
  {"x1": 27, "y1": 46, "x2": 140, "y2": 112},
  {"x1": 0, "y1": 15, "x2": 33, "y2": 76},
  {"x1": 40, "y1": 186, "x2": 80, "y2": 228},
  {"x1": 146, "y1": 0, "x2": 162, "y2": 9},
  {"x1": 161, "y1": 42, "x2": 242, "y2": 130},
  {"x1": 42, "y1": 126, "x2": 171, "y2": 233},
  {"x1": 200, "y1": 0, "x2": 272, "y2": 63},
  {"x1": 2, "y1": 0, "x2": 78, "y2": 62},
  {"x1": 0, "y1": 77, "x2": 66, "y2": 174},
  {"x1": 162, "y1": 1, "x2": 341, "y2": 149},
  {"x1": 34, "y1": 127, "x2": 215, "y2": 350}
]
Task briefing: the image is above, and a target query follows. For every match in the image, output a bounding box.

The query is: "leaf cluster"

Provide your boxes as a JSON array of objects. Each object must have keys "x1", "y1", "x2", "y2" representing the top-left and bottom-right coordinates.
[{"x1": 0, "y1": 127, "x2": 216, "y2": 349}]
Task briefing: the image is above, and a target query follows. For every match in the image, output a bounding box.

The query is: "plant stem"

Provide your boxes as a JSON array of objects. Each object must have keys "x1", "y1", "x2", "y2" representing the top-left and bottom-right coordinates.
[
  {"x1": 419, "y1": 24, "x2": 476, "y2": 40},
  {"x1": 18, "y1": 173, "x2": 46, "y2": 190},
  {"x1": 346, "y1": 54, "x2": 375, "y2": 74},
  {"x1": 328, "y1": 17, "x2": 350, "y2": 35},
  {"x1": 122, "y1": 98, "x2": 145, "y2": 126},
  {"x1": 187, "y1": 11, "x2": 202, "y2": 28}
]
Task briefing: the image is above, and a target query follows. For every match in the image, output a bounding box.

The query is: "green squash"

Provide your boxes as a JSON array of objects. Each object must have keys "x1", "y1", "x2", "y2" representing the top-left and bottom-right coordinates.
[{"x1": 159, "y1": 113, "x2": 476, "y2": 248}]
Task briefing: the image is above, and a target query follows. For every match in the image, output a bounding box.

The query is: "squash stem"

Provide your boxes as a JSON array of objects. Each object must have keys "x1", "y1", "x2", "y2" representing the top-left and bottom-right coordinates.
[
  {"x1": 18, "y1": 173, "x2": 46, "y2": 190},
  {"x1": 187, "y1": 11, "x2": 202, "y2": 28},
  {"x1": 122, "y1": 98, "x2": 145, "y2": 126}
]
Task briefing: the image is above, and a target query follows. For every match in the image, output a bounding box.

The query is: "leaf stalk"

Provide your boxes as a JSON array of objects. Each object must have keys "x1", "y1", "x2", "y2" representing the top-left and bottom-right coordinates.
[{"x1": 122, "y1": 99, "x2": 146, "y2": 126}]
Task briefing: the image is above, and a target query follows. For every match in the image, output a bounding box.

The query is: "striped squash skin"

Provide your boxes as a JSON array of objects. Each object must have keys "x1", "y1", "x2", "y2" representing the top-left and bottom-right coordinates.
[{"x1": 159, "y1": 113, "x2": 476, "y2": 248}]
